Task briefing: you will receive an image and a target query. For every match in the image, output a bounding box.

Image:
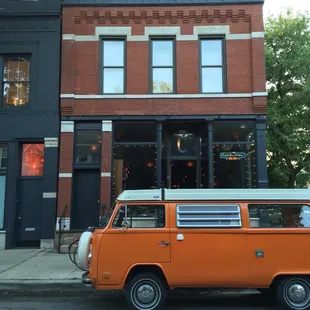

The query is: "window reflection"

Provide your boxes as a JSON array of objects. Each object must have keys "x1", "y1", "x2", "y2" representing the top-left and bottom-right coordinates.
[
  {"x1": 75, "y1": 130, "x2": 101, "y2": 164},
  {"x1": 152, "y1": 39, "x2": 174, "y2": 93},
  {"x1": 102, "y1": 40, "x2": 125, "y2": 94},
  {"x1": 21, "y1": 144, "x2": 44, "y2": 176},
  {"x1": 3, "y1": 58, "x2": 30, "y2": 106}
]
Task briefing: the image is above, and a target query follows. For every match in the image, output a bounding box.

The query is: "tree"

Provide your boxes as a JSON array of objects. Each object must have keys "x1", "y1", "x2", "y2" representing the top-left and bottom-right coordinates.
[
  {"x1": 152, "y1": 80, "x2": 173, "y2": 93},
  {"x1": 265, "y1": 10, "x2": 310, "y2": 188}
]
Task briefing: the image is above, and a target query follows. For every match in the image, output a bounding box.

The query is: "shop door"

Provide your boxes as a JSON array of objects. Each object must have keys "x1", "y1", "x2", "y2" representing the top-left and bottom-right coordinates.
[
  {"x1": 16, "y1": 143, "x2": 45, "y2": 247},
  {"x1": 71, "y1": 169, "x2": 101, "y2": 230}
]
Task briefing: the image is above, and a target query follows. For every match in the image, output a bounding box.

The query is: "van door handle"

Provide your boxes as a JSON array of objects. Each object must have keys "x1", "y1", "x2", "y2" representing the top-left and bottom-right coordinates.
[{"x1": 158, "y1": 241, "x2": 170, "y2": 246}]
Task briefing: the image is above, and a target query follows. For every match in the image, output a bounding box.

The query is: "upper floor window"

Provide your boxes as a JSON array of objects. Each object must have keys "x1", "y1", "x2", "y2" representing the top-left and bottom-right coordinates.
[
  {"x1": 101, "y1": 39, "x2": 125, "y2": 94},
  {"x1": 151, "y1": 39, "x2": 175, "y2": 94},
  {"x1": 1, "y1": 57, "x2": 30, "y2": 107},
  {"x1": 200, "y1": 39, "x2": 224, "y2": 93}
]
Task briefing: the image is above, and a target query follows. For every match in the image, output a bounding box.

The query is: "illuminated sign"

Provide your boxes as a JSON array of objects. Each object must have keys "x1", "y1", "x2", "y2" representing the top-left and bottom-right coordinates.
[{"x1": 220, "y1": 152, "x2": 246, "y2": 161}]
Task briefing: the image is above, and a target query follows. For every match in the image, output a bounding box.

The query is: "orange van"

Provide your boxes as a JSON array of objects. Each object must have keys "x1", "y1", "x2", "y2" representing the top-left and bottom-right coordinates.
[{"x1": 77, "y1": 188, "x2": 310, "y2": 310}]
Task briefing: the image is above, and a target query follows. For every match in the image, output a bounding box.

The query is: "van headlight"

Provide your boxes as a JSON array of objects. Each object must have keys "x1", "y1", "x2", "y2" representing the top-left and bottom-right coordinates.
[{"x1": 88, "y1": 252, "x2": 92, "y2": 265}]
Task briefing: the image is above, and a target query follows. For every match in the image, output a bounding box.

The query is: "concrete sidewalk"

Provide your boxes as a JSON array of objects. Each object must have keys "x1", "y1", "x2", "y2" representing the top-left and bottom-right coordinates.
[{"x1": 0, "y1": 249, "x2": 85, "y2": 291}]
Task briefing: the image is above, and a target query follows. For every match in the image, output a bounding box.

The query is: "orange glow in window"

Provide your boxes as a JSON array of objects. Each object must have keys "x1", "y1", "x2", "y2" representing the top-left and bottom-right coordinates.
[{"x1": 21, "y1": 144, "x2": 44, "y2": 176}]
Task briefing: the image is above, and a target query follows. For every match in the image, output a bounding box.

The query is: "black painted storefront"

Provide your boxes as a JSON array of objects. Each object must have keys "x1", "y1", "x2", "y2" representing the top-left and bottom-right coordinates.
[{"x1": 0, "y1": 0, "x2": 61, "y2": 249}]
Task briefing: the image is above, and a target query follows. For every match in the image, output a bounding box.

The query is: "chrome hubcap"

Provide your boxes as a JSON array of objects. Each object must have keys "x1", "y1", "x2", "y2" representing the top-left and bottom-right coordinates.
[
  {"x1": 137, "y1": 284, "x2": 155, "y2": 304},
  {"x1": 288, "y1": 284, "x2": 307, "y2": 304},
  {"x1": 131, "y1": 279, "x2": 161, "y2": 310},
  {"x1": 284, "y1": 280, "x2": 310, "y2": 309}
]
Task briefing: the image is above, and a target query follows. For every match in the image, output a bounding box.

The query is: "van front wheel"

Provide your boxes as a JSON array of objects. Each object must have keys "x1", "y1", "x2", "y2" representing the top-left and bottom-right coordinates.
[
  {"x1": 124, "y1": 272, "x2": 167, "y2": 310},
  {"x1": 277, "y1": 277, "x2": 310, "y2": 310}
]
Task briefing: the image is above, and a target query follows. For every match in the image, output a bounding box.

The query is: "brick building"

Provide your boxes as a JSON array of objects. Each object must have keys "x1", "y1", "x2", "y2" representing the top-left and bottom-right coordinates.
[{"x1": 58, "y1": 0, "x2": 267, "y2": 232}]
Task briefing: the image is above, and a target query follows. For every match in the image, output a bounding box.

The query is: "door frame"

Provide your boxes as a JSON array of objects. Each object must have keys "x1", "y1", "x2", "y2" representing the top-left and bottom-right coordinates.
[{"x1": 16, "y1": 140, "x2": 45, "y2": 245}]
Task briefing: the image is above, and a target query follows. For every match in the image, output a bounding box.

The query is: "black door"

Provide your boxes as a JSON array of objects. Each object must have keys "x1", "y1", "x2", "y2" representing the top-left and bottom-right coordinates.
[
  {"x1": 16, "y1": 178, "x2": 43, "y2": 247},
  {"x1": 71, "y1": 169, "x2": 101, "y2": 230}
]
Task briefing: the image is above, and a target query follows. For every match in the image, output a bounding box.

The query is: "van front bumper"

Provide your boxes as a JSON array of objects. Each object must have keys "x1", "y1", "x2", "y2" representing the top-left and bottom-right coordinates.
[{"x1": 82, "y1": 271, "x2": 92, "y2": 286}]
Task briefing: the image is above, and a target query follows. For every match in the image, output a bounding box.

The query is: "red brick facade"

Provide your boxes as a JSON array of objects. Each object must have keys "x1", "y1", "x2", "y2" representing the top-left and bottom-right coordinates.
[{"x1": 57, "y1": 2, "x2": 267, "y2": 228}]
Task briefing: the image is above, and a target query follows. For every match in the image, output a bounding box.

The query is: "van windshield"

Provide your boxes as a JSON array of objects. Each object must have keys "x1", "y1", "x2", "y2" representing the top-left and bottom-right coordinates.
[{"x1": 99, "y1": 204, "x2": 115, "y2": 228}]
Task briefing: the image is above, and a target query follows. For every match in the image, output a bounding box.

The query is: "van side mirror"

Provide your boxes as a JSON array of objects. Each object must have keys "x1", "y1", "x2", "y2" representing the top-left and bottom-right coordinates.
[{"x1": 122, "y1": 219, "x2": 130, "y2": 231}]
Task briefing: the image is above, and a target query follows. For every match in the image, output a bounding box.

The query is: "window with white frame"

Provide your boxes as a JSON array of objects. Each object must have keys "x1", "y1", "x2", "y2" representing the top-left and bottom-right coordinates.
[
  {"x1": 151, "y1": 39, "x2": 175, "y2": 94},
  {"x1": 101, "y1": 39, "x2": 125, "y2": 94},
  {"x1": 200, "y1": 39, "x2": 224, "y2": 93}
]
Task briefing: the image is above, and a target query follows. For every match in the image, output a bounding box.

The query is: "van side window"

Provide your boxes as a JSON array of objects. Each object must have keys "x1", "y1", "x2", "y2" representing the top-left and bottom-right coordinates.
[
  {"x1": 113, "y1": 205, "x2": 165, "y2": 229},
  {"x1": 176, "y1": 204, "x2": 242, "y2": 228},
  {"x1": 248, "y1": 204, "x2": 310, "y2": 228}
]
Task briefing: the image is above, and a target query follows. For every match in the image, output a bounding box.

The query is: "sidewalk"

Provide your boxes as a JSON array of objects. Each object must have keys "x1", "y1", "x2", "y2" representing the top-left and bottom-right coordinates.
[{"x1": 0, "y1": 249, "x2": 86, "y2": 291}]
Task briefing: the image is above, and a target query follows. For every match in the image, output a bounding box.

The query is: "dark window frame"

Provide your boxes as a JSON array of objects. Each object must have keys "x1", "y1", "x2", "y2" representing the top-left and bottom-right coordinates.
[
  {"x1": 0, "y1": 55, "x2": 31, "y2": 108},
  {"x1": 112, "y1": 204, "x2": 166, "y2": 229},
  {"x1": 0, "y1": 143, "x2": 8, "y2": 176},
  {"x1": 99, "y1": 37, "x2": 127, "y2": 95},
  {"x1": 199, "y1": 36, "x2": 226, "y2": 94},
  {"x1": 149, "y1": 36, "x2": 176, "y2": 94}
]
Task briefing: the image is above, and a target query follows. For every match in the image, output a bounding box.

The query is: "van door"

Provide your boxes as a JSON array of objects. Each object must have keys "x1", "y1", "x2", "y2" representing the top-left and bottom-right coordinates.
[
  {"x1": 98, "y1": 204, "x2": 171, "y2": 286},
  {"x1": 167, "y1": 202, "x2": 250, "y2": 287}
]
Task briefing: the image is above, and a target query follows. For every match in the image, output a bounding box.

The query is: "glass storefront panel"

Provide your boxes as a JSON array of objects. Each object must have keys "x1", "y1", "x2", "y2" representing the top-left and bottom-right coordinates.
[
  {"x1": 213, "y1": 143, "x2": 256, "y2": 188},
  {"x1": 75, "y1": 130, "x2": 101, "y2": 164},
  {"x1": 112, "y1": 144, "x2": 157, "y2": 200},
  {"x1": 0, "y1": 144, "x2": 7, "y2": 229},
  {"x1": 114, "y1": 122, "x2": 157, "y2": 143},
  {"x1": 213, "y1": 121, "x2": 255, "y2": 143}
]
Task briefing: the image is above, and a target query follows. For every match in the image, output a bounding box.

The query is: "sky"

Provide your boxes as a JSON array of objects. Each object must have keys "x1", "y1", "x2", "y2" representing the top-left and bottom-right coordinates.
[{"x1": 263, "y1": 0, "x2": 310, "y2": 17}]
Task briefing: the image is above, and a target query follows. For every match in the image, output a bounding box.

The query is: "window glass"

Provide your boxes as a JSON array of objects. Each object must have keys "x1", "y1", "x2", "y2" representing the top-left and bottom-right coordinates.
[
  {"x1": 103, "y1": 68, "x2": 124, "y2": 93},
  {"x1": 21, "y1": 144, "x2": 44, "y2": 176},
  {"x1": 152, "y1": 39, "x2": 174, "y2": 94},
  {"x1": 114, "y1": 122, "x2": 157, "y2": 142},
  {"x1": 201, "y1": 40, "x2": 223, "y2": 66},
  {"x1": 213, "y1": 121, "x2": 255, "y2": 142},
  {"x1": 152, "y1": 68, "x2": 173, "y2": 93},
  {"x1": 113, "y1": 205, "x2": 165, "y2": 228},
  {"x1": 0, "y1": 144, "x2": 8, "y2": 229},
  {"x1": 103, "y1": 41, "x2": 124, "y2": 67},
  {"x1": 213, "y1": 143, "x2": 256, "y2": 188},
  {"x1": 75, "y1": 130, "x2": 101, "y2": 164},
  {"x1": 102, "y1": 40, "x2": 125, "y2": 94},
  {"x1": 3, "y1": 57, "x2": 30, "y2": 106},
  {"x1": 248, "y1": 204, "x2": 310, "y2": 228},
  {"x1": 152, "y1": 41, "x2": 173, "y2": 66},
  {"x1": 202, "y1": 68, "x2": 223, "y2": 93},
  {"x1": 112, "y1": 145, "x2": 157, "y2": 199}
]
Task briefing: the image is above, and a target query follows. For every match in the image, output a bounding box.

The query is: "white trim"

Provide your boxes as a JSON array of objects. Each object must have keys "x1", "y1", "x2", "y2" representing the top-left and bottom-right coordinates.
[
  {"x1": 63, "y1": 25, "x2": 264, "y2": 42},
  {"x1": 59, "y1": 173, "x2": 72, "y2": 178},
  {"x1": 102, "y1": 120, "x2": 112, "y2": 132},
  {"x1": 117, "y1": 189, "x2": 310, "y2": 202},
  {"x1": 61, "y1": 92, "x2": 267, "y2": 99},
  {"x1": 43, "y1": 192, "x2": 57, "y2": 199},
  {"x1": 61, "y1": 121, "x2": 74, "y2": 133},
  {"x1": 101, "y1": 172, "x2": 111, "y2": 177},
  {"x1": 61, "y1": 93, "x2": 75, "y2": 98},
  {"x1": 44, "y1": 137, "x2": 58, "y2": 148}
]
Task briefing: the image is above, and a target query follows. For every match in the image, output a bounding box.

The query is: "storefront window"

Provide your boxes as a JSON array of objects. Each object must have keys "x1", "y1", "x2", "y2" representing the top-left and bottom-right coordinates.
[
  {"x1": 114, "y1": 122, "x2": 157, "y2": 143},
  {"x1": 213, "y1": 143, "x2": 256, "y2": 188},
  {"x1": 21, "y1": 144, "x2": 44, "y2": 176},
  {"x1": 75, "y1": 130, "x2": 101, "y2": 164},
  {"x1": 113, "y1": 144, "x2": 157, "y2": 199},
  {"x1": 0, "y1": 144, "x2": 7, "y2": 229},
  {"x1": 213, "y1": 121, "x2": 255, "y2": 143}
]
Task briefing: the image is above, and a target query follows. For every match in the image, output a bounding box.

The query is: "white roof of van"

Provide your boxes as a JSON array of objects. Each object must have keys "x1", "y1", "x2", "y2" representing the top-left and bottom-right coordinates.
[{"x1": 116, "y1": 188, "x2": 310, "y2": 202}]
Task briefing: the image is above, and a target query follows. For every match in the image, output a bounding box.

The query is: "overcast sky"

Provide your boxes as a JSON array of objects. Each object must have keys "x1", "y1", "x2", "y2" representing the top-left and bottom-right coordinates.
[{"x1": 263, "y1": 0, "x2": 310, "y2": 17}]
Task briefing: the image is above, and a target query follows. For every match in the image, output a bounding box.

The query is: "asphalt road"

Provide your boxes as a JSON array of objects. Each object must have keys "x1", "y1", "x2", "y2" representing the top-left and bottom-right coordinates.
[{"x1": 0, "y1": 292, "x2": 279, "y2": 310}]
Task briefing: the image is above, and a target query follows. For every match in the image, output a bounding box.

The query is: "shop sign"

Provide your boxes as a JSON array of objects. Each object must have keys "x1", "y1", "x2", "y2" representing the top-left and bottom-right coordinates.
[{"x1": 220, "y1": 152, "x2": 247, "y2": 161}]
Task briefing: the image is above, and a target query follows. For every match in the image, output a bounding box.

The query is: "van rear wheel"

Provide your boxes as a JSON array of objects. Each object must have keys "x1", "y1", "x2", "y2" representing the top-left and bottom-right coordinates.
[
  {"x1": 124, "y1": 272, "x2": 167, "y2": 310},
  {"x1": 277, "y1": 277, "x2": 310, "y2": 310}
]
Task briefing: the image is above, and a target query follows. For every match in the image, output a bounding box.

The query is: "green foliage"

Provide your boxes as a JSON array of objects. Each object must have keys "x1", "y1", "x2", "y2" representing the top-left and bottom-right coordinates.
[
  {"x1": 153, "y1": 81, "x2": 173, "y2": 93},
  {"x1": 265, "y1": 10, "x2": 310, "y2": 188}
]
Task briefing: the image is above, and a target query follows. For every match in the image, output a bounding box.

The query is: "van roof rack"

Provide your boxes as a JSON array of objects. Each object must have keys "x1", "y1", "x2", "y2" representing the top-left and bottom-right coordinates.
[{"x1": 116, "y1": 188, "x2": 310, "y2": 202}]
